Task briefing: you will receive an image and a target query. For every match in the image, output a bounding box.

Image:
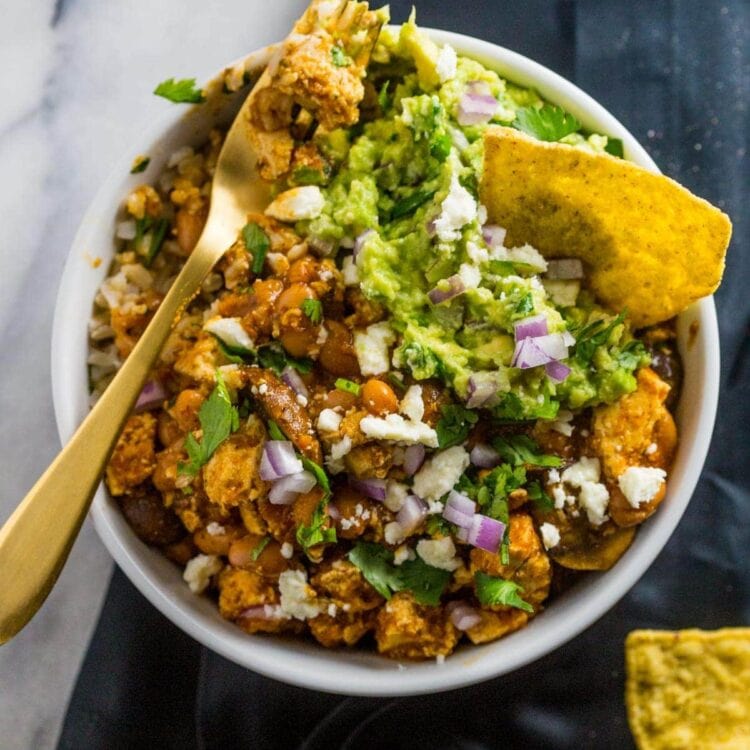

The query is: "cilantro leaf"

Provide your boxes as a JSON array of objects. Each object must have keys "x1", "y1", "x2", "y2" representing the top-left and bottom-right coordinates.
[
  {"x1": 251, "y1": 537, "x2": 270, "y2": 561},
  {"x1": 348, "y1": 543, "x2": 401, "y2": 599},
  {"x1": 605, "y1": 137, "x2": 624, "y2": 158},
  {"x1": 291, "y1": 166, "x2": 328, "y2": 186},
  {"x1": 242, "y1": 222, "x2": 270, "y2": 275},
  {"x1": 492, "y1": 435, "x2": 563, "y2": 468},
  {"x1": 436, "y1": 404, "x2": 479, "y2": 449},
  {"x1": 130, "y1": 156, "x2": 150, "y2": 174},
  {"x1": 378, "y1": 80, "x2": 391, "y2": 111},
  {"x1": 144, "y1": 217, "x2": 169, "y2": 267},
  {"x1": 300, "y1": 457, "x2": 331, "y2": 500},
  {"x1": 477, "y1": 464, "x2": 526, "y2": 521},
  {"x1": 296, "y1": 499, "x2": 337, "y2": 551},
  {"x1": 331, "y1": 45, "x2": 352, "y2": 67},
  {"x1": 154, "y1": 77, "x2": 205, "y2": 104},
  {"x1": 390, "y1": 189, "x2": 436, "y2": 221},
  {"x1": 213, "y1": 336, "x2": 254, "y2": 364},
  {"x1": 257, "y1": 343, "x2": 313, "y2": 375},
  {"x1": 617, "y1": 339, "x2": 648, "y2": 369},
  {"x1": 396, "y1": 557, "x2": 452, "y2": 606},
  {"x1": 513, "y1": 104, "x2": 582, "y2": 142},
  {"x1": 267, "y1": 419, "x2": 286, "y2": 441},
  {"x1": 300, "y1": 298, "x2": 323, "y2": 324},
  {"x1": 514, "y1": 292, "x2": 534, "y2": 316},
  {"x1": 335, "y1": 378, "x2": 361, "y2": 396},
  {"x1": 527, "y1": 480, "x2": 554, "y2": 511},
  {"x1": 474, "y1": 571, "x2": 533, "y2": 613},
  {"x1": 571, "y1": 311, "x2": 627, "y2": 366},
  {"x1": 430, "y1": 132, "x2": 452, "y2": 162},
  {"x1": 178, "y1": 372, "x2": 239, "y2": 476}
]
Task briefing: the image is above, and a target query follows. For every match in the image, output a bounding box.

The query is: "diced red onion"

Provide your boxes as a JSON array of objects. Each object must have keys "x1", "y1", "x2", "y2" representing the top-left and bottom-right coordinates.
[
  {"x1": 545, "y1": 360, "x2": 572, "y2": 383},
  {"x1": 457, "y1": 92, "x2": 498, "y2": 126},
  {"x1": 327, "y1": 504, "x2": 341, "y2": 521},
  {"x1": 269, "y1": 470, "x2": 317, "y2": 504},
  {"x1": 403, "y1": 445, "x2": 426, "y2": 476},
  {"x1": 427, "y1": 275, "x2": 465, "y2": 305},
  {"x1": 470, "y1": 443, "x2": 501, "y2": 469},
  {"x1": 353, "y1": 229, "x2": 375, "y2": 258},
  {"x1": 468, "y1": 514, "x2": 505, "y2": 553},
  {"x1": 238, "y1": 604, "x2": 283, "y2": 621},
  {"x1": 443, "y1": 504, "x2": 474, "y2": 528},
  {"x1": 562, "y1": 330, "x2": 576, "y2": 347},
  {"x1": 446, "y1": 601, "x2": 482, "y2": 631},
  {"x1": 456, "y1": 526, "x2": 469, "y2": 543},
  {"x1": 426, "y1": 218, "x2": 437, "y2": 237},
  {"x1": 466, "y1": 80, "x2": 492, "y2": 96},
  {"x1": 135, "y1": 379, "x2": 167, "y2": 412},
  {"x1": 532, "y1": 333, "x2": 570, "y2": 360},
  {"x1": 260, "y1": 441, "x2": 303, "y2": 481},
  {"x1": 482, "y1": 224, "x2": 506, "y2": 248},
  {"x1": 281, "y1": 366, "x2": 309, "y2": 399},
  {"x1": 513, "y1": 314, "x2": 548, "y2": 342},
  {"x1": 446, "y1": 490, "x2": 476, "y2": 516},
  {"x1": 466, "y1": 373, "x2": 501, "y2": 408},
  {"x1": 349, "y1": 476, "x2": 387, "y2": 502},
  {"x1": 511, "y1": 333, "x2": 569, "y2": 369},
  {"x1": 545, "y1": 258, "x2": 584, "y2": 280},
  {"x1": 397, "y1": 495, "x2": 428, "y2": 534}
]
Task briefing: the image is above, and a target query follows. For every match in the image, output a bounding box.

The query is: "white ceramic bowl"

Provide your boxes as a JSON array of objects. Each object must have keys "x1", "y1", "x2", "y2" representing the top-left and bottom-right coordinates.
[{"x1": 51, "y1": 29, "x2": 719, "y2": 696}]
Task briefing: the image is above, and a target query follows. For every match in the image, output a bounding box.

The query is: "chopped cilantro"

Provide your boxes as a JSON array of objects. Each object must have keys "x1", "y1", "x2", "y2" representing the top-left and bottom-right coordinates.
[
  {"x1": 291, "y1": 166, "x2": 328, "y2": 186},
  {"x1": 212, "y1": 335, "x2": 254, "y2": 364},
  {"x1": 144, "y1": 217, "x2": 169, "y2": 267},
  {"x1": 474, "y1": 571, "x2": 533, "y2": 613},
  {"x1": 430, "y1": 132, "x2": 452, "y2": 162},
  {"x1": 571, "y1": 311, "x2": 627, "y2": 366},
  {"x1": 514, "y1": 292, "x2": 534, "y2": 316},
  {"x1": 436, "y1": 404, "x2": 479, "y2": 449},
  {"x1": 331, "y1": 45, "x2": 351, "y2": 67},
  {"x1": 386, "y1": 372, "x2": 406, "y2": 393},
  {"x1": 296, "y1": 499, "x2": 337, "y2": 552},
  {"x1": 527, "y1": 480, "x2": 555, "y2": 512},
  {"x1": 300, "y1": 456, "x2": 331, "y2": 500},
  {"x1": 487, "y1": 260, "x2": 517, "y2": 276},
  {"x1": 130, "y1": 156, "x2": 150, "y2": 174},
  {"x1": 242, "y1": 222, "x2": 270, "y2": 275},
  {"x1": 266, "y1": 419, "x2": 286, "y2": 441},
  {"x1": 477, "y1": 464, "x2": 525, "y2": 520},
  {"x1": 605, "y1": 137, "x2": 624, "y2": 158},
  {"x1": 425, "y1": 514, "x2": 453, "y2": 536},
  {"x1": 378, "y1": 80, "x2": 391, "y2": 111},
  {"x1": 492, "y1": 435, "x2": 563, "y2": 468},
  {"x1": 617, "y1": 339, "x2": 648, "y2": 369},
  {"x1": 178, "y1": 372, "x2": 239, "y2": 477},
  {"x1": 396, "y1": 557, "x2": 452, "y2": 606},
  {"x1": 257, "y1": 342, "x2": 313, "y2": 375},
  {"x1": 300, "y1": 298, "x2": 323, "y2": 324},
  {"x1": 512, "y1": 104, "x2": 582, "y2": 142},
  {"x1": 153, "y1": 77, "x2": 205, "y2": 104},
  {"x1": 250, "y1": 537, "x2": 270, "y2": 561},
  {"x1": 390, "y1": 189, "x2": 436, "y2": 221},
  {"x1": 335, "y1": 378, "x2": 361, "y2": 396}
]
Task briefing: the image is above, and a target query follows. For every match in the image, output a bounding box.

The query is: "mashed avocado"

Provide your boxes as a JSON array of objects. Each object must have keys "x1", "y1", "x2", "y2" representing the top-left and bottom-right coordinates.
[{"x1": 300, "y1": 16, "x2": 647, "y2": 419}]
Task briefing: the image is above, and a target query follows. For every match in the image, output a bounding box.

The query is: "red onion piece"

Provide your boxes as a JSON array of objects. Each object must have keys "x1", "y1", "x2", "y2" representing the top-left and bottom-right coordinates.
[
  {"x1": 446, "y1": 490, "x2": 476, "y2": 516},
  {"x1": 466, "y1": 80, "x2": 492, "y2": 96},
  {"x1": 466, "y1": 373, "x2": 502, "y2": 409},
  {"x1": 260, "y1": 441, "x2": 303, "y2": 481},
  {"x1": 545, "y1": 258, "x2": 584, "y2": 280},
  {"x1": 481, "y1": 224, "x2": 506, "y2": 248},
  {"x1": 470, "y1": 443, "x2": 501, "y2": 469},
  {"x1": 456, "y1": 525, "x2": 469, "y2": 543},
  {"x1": 353, "y1": 229, "x2": 375, "y2": 258},
  {"x1": 427, "y1": 275, "x2": 465, "y2": 305},
  {"x1": 446, "y1": 601, "x2": 482, "y2": 631},
  {"x1": 443, "y1": 505, "x2": 473, "y2": 528},
  {"x1": 349, "y1": 476, "x2": 387, "y2": 502},
  {"x1": 281, "y1": 366, "x2": 309, "y2": 399},
  {"x1": 135, "y1": 380, "x2": 167, "y2": 412},
  {"x1": 511, "y1": 333, "x2": 569, "y2": 369},
  {"x1": 238, "y1": 604, "x2": 283, "y2": 621},
  {"x1": 397, "y1": 495, "x2": 428, "y2": 534},
  {"x1": 532, "y1": 333, "x2": 570, "y2": 360},
  {"x1": 426, "y1": 218, "x2": 437, "y2": 237},
  {"x1": 545, "y1": 360, "x2": 572, "y2": 383},
  {"x1": 468, "y1": 514, "x2": 505, "y2": 553},
  {"x1": 513, "y1": 314, "x2": 548, "y2": 342},
  {"x1": 562, "y1": 330, "x2": 576, "y2": 347},
  {"x1": 403, "y1": 445, "x2": 426, "y2": 476},
  {"x1": 457, "y1": 92, "x2": 498, "y2": 126},
  {"x1": 269, "y1": 470, "x2": 317, "y2": 504},
  {"x1": 327, "y1": 504, "x2": 341, "y2": 521}
]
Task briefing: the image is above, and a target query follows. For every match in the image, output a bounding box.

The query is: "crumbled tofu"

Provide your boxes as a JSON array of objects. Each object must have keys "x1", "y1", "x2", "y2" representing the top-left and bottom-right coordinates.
[
  {"x1": 434, "y1": 174, "x2": 477, "y2": 242},
  {"x1": 539, "y1": 522, "x2": 561, "y2": 550},
  {"x1": 617, "y1": 466, "x2": 667, "y2": 508},
  {"x1": 562, "y1": 457, "x2": 602, "y2": 487},
  {"x1": 317, "y1": 408, "x2": 343, "y2": 433},
  {"x1": 549, "y1": 409, "x2": 575, "y2": 437},
  {"x1": 435, "y1": 43, "x2": 457, "y2": 82},
  {"x1": 280, "y1": 542, "x2": 294, "y2": 559},
  {"x1": 393, "y1": 544, "x2": 416, "y2": 566},
  {"x1": 354, "y1": 321, "x2": 396, "y2": 375},
  {"x1": 265, "y1": 186, "x2": 325, "y2": 222},
  {"x1": 578, "y1": 481, "x2": 610, "y2": 526},
  {"x1": 458, "y1": 262, "x2": 482, "y2": 290},
  {"x1": 412, "y1": 446, "x2": 470, "y2": 502},
  {"x1": 385, "y1": 480, "x2": 409, "y2": 512},
  {"x1": 278, "y1": 569, "x2": 322, "y2": 620},
  {"x1": 183, "y1": 554, "x2": 223, "y2": 594},
  {"x1": 384, "y1": 521, "x2": 405, "y2": 545},
  {"x1": 416, "y1": 537, "x2": 460, "y2": 571},
  {"x1": 359, "y1": 413, "x2": 438, "y2": 447},
  {"x1": 203, "y1": 317, "x2": 254, "y2": 350},
  {"x1": 342, "y1": 255, "x2": 359, "y2": 286},
  {"x1": 206, "y1": 522, "x2": 226, "y2": 536},
  {"x1": 399, "y1": 385, "x2": 425, "y2": 422}
]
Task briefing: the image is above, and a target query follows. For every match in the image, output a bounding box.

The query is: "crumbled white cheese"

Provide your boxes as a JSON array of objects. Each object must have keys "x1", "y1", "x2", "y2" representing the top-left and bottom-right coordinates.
[
  {"x1": 562, "y1": 457, "x2": 602, "y2": 487},
  {"x1": 539, "y1": 522, "x2": 561, "y2": 550},
  {"x1": 258, "y1": 383, "x2": 268, "y2": 395},
  {"x1": 477, "y1": 204, "x2": 488, "y2": 225},
  {"x1": 278, "y1": 570, "x2": 322, "y2": 620},
  {"x1": 317, "y1": 408, "x2": 343, "y2": 433},
  {"x1": 427, "y1": 500, "x2": 444, "y2": 515},
  {"x1": 359, "y1": 413, "x2": 438, "y2": 447},
  {"x1": 265, "y1": 186, "x2": 325, "y2": 222},
  {"x1": 206, "y1": 522, "x2": 225, "y2": 536},
  {"x1": 203, "y1": 317, "x2": 254, "y2": 351},
  {"x1": 384, "y1": 521, "x2": 405, "y2": 545},
  {"x1": 549, "y1": 409, "x2": 575, "y2": 437},
  {"x1": 466, "y1": 240, "x2": 489, "y2": 265},
  {"x1": 342, "y1": 255, "x2": 359, "y2": 286},
  {"x1": 645, "y1": 442, "x2": 658, "y2": 455},
  {"x1": 543, "y1": 279, "x2": 580, "y2": 308},
  {"x1": 416, "y1": 537, "x2": 460, "y2": 571},
  {"x1": 384, "y1": 480, "x2": 409, "y2": 512},
  {"x1": 617, "y1": 466, "x2": 667, "y2": 508},
  {"x1": 327, "y1": 603, "x2": 338, "y2": 618},
  {"x1": 435, "y1": 43, "x2": 457, "y2": 82},
  {"x1": 316, "y1": 326, "x2": 329, "y2": 346},
  {"x1": 434, "y1": 174, "x2": 477, "y2": 242},
  {"x1": 354, "y1": 321, "x2": 396, "y2": 375},
  {"x1": 551, "y1": 484, "x2": 572, "y2": 510},
  {"x1": 412, "y1": 446, "x2": 470, "y2": 502},
  {"x1": 280, "y1": 542, "x2": 294, "y2": 559},
  {"x1": 183, "y1": 554, "x2": 223, "y2": 594},
  {"x1": 548, "y1": 468, "x2": 561, "y2": 484},
  {"x1": 458, "y1": 262, "x2": 482, "y2": 289},
  {"x1": 436, "y1": 654, "x2": 446, "y2": 665},
  {"x1": 329, "y1": 435, "x2": 352, "y2": 460},
  {"x1": 578, "y1": 481, "x2": 610, "y2": 526},
  {"x1": 507, "y1": 243, "x2": 548, "y2": 272},
  {"x1": 399, "y1": 385, "x2": 425, "y2": 422},
  {"x1": 393, "y1": 544, "x2": 416, "y2": 566},
  {"x1": 296, "y1": 394, "x2": 308, "y2": 407}
]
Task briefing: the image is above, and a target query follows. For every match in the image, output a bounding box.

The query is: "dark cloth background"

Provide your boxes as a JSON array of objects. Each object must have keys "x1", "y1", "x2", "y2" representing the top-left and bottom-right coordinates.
[{"x1": 58, "y1": 1, "x2": 749, "y2": 748}]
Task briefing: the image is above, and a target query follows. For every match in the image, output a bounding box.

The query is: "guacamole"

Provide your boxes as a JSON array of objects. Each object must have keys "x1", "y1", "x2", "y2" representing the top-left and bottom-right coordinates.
[{"x1": 300, "y1": 17, "x2": 647, "y2": 419}]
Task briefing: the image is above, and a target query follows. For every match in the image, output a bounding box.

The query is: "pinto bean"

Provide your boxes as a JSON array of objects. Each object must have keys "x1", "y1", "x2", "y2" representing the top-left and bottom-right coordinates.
[
  {"x1": 120, "y1": 492, "x2": 184, "y2": 546},
  {"x1": 318, "y1": 320, "x2": 360, "y2": 377}
]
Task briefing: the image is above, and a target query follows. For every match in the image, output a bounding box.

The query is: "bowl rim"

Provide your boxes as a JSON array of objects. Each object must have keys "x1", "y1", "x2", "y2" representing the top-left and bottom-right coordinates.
[{"x1": 51, "y1": 27, "x2": 720, "y2": 696}]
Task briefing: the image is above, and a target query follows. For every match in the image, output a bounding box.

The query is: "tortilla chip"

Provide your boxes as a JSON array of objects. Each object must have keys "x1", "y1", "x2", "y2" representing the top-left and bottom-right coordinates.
[
  {"x1": 625, "y1": 628, "x2": 750, "y2": 749},
  {"x1": 481, "y1": 127, "x2": 732, "y2": 327}
]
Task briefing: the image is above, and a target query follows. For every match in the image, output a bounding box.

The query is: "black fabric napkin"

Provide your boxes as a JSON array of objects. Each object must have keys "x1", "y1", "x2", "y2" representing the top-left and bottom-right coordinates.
[{"x1": 58, "y1": 1, "x2": 749, "y2": 747}]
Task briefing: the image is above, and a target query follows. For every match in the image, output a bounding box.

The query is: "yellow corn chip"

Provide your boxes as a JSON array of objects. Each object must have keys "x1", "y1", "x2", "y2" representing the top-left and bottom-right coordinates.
[
  {"x1": 626, "y1": 628, "x2": 750, "y2": 750},
  {"x1": 481, "y1": 127, "x2": 732, "y2": 327}
]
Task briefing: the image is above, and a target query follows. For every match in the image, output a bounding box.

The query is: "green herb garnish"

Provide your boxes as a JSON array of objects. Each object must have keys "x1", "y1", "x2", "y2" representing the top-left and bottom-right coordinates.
[
  {"x1": 477, "y1": 464, "x2": 526, "y2": 521},
  {"x1": 527, "y1": 480, "x2": 555, "y2": 512},
  {"x1": 605, "y1": 137, "x2": 624, "y2": 158},
  {"x1": 300, "y1": 298, "x2": 323, "y2": 324},
  {"x1": 396, "y1": 557, "x2": 452, "y2": 606},
  {"x1": 514, "y1": 292, "x2": 534, "y2": 316},
  {"x1": 267, "y1": 419, "x2": 286, "y2": 441},
  {"x1": 492, "y1": 435, "x2": 563, "y2": 468},
  {"x1": 130, "y1": 156, "x2": 150, "y2": 174},
  {"x1": 436, "y1": 404, "x2": 478, "y2": 449},
  {"x1": 256, "y1": 343, "x2": 313, "y2": 375},
  {"x1": 331, "y1": 45, "x2": 352, "y2": 67},
  {"x1": 512, "y1": 104, "x2": 582, "y2": 142},
  {"x1": 335, "y1": 378, "x2": 361, "y2": 396},
  {"x1": 250, "y1": 537, "x2": 270, "y2": 561},
  {"x1": 296, "y1": 498, "x2": 337, "y2": 551},
  {"x1": 144, "y1": 217, "x2": 169, "y2": 267},
  {"x1": 390, "y1": 189, "x2": 436, "y2": 221},
  {"x1": 429, "y1": 132, "x2": 452, "y2": 162},
  {"x1": 213, "y1": 336, "x2": 254, "y2": 364},
  {"x1": 571, "y1": 311, "x2": 627, "y2": 366},
  {"x1": 153, "y1": 77, "x2": 205, "y2": 104},
  {"x1": 474, "y1": 571, "x2": 533, "y2": 613},
  {"x1": 291, "y1": 166, "x2": 327, "y2": 186},
  {"x1": 242, "y1": 221, "x2": 270, "y2": 275},
  {"x1": 378, "y1": 80, "x2": 391, "y2": 111}
]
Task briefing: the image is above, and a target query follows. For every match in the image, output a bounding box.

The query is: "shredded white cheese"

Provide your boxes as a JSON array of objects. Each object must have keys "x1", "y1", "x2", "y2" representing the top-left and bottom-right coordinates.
[{"x1": 617, "y1": 466, "x2": 667, "y2": 508}]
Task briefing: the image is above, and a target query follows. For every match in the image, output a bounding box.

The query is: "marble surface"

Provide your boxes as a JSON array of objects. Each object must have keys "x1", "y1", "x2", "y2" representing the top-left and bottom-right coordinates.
[{"x1": 0, "y1": 1, "x2": 305, "y2": 747}]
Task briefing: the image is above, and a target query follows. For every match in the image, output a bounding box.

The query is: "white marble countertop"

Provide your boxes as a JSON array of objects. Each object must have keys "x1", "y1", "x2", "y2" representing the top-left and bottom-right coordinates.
[{"x1": 0, "y1": 1, "x2": 305, "y2": 747}]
